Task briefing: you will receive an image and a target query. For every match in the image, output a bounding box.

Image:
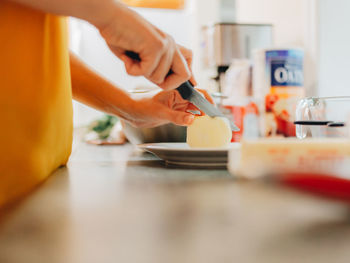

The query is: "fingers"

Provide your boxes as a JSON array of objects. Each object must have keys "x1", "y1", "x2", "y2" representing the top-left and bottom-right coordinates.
[
  {"x1": 108, "y1": 45, "x2": 145, "y2": 76},
  {"x1": 158, "y1": 46, "x2": 191, "y2": 90},
  {"x1": 153, "y1": 90, "x2": 195, "y2": 126},
  {"x1": 100, "y1": 7, "x2": 196, "y2": 89},
  {"x1": 177, "y1": 44, "x2": 197, "y2": 86},
  {"x1": 126, "y1": 48, "x2": 163, "y2": 77},
  {"x1": 126, "y1": 86, "x2": 212, "y2": 128},
  {"x1": 109, "y1": 33, "x2": 194, "y2": 90},
  {"x1": 186, "y1": 103, "x2": 204, "y2": 116},
  {"x1": 161, "y1": 107, "x2": 195, "y2": 126},
  {"x1": 121, "y1": 38, "x2": 191, "y2": 90},
  {"x1": 138, "y1": 36, "x2": 167, "y2": 77},
  {"x1": 148, "y1": 38, "x2": 175, "y2": 84},
  {"x1": 156, "y1": 88, "x2": 211, "y2": 117}
]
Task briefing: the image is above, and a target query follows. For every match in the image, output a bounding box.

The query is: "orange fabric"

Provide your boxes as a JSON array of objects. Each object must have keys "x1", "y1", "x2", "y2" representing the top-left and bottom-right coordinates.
[
  {"x1": 0, "y1": 2, "x2": 73, "y2": 207},
  {"x1": 121, "y1": 0, "x2": 185, "y2": 9}
]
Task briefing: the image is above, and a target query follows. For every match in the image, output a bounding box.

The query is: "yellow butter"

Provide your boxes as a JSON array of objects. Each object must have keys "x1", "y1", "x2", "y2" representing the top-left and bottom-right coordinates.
[{"x1": 229, "y1": 138, "x2": 350, "y2": 178}]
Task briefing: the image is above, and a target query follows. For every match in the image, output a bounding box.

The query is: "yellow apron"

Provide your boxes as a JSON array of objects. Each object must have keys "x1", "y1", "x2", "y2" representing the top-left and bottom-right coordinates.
[{"x1": 0, "y1": 2, "x2": 73, "y2": 207}]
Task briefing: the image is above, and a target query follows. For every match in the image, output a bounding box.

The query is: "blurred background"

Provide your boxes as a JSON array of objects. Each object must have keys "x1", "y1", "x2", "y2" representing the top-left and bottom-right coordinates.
[{"x1": 69, "y1": 0, "x2": 350, "y2": 128}]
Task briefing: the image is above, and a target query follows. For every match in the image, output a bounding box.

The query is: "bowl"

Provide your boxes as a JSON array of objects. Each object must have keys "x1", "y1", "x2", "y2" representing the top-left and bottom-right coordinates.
[
  {"x1": 121, "y1": 121, "x2": 186, "y2": 145},
  {"x1": 122, "y1": 86, "x2": 189, "y2": 145}
]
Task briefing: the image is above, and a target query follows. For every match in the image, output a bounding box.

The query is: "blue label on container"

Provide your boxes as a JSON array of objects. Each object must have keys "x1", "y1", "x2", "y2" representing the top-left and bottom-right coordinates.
[{"x1": 266, "y1": 50, "x2": 304, "y2": 87}]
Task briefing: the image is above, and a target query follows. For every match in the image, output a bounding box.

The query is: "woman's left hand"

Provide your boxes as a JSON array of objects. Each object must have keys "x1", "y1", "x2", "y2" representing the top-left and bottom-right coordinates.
[{"x1": 121, "y1": 89, "x2": 214, "y2": 128}]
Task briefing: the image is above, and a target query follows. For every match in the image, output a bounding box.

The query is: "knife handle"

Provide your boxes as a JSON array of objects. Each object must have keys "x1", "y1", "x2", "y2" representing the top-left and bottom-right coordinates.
[
  {"x1": 176, "y1": 81, "x2": 194, "y2": 100},
  {"x1": 125, "y1": 50, "x2": 193, "y2": 99},
  {"x1": 125, "y1": 50, "x2": 175, "y2": 76}
]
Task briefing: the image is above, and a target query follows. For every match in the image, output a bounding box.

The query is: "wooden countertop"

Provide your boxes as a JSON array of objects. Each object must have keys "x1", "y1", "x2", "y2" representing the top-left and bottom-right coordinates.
[{"x1": 1, "y1": 141, "x2": 350, "y2": 263}]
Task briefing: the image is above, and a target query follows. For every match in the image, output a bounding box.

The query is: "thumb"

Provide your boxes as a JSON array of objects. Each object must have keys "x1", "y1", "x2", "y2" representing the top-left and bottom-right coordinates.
[
  {"x1": 108, "y1": 45, "x2": 143, "y2": 76},
  {"x1": 120, "y1": 54, "x2": 143, "y2": 76}
]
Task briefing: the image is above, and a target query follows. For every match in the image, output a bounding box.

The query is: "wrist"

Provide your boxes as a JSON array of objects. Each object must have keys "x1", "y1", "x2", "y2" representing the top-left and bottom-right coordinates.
[
  {"x1": 84, "y1": 0, "x2": 124, "y2": 29},
  {"x1": 106, "y1": 90, "x2": 137, "y2": 121}
]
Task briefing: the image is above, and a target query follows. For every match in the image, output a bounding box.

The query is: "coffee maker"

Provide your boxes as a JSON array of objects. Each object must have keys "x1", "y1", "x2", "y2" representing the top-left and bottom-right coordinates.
[{"x1": 202, "y1": 23, "x2": 273, "y2": 92}]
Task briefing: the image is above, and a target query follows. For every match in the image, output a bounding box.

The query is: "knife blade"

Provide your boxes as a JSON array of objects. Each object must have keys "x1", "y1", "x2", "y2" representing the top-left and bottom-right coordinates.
[
  {"x1": 177, "y1": 81, "x2": 240, "y2": 131},
  {"x1": 125, "y1": 51, "x2": 239, "y2": 131}
]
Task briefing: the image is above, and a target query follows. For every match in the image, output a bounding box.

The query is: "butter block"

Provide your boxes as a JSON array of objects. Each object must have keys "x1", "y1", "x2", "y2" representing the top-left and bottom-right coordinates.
[
  {"x1": 187, "y1": 115, "x2": 232, "y2": 148},
  {"x1": 228, "y1": 138, "x2": 350, "y2": 178}
]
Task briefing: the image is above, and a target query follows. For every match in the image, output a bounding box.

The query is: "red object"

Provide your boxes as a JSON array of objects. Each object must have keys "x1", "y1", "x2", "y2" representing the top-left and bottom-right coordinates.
[
  {"x1": 275, "y1": 115, "x2": 296, "y2": 137},
  {"x1": 224, "y1": 102, "x2": 259, "y2": 142},
  {"x1": 265, "y1": 94, "x2": 279, "y2": 112},
  {"x1": 282, "y1": 173, "x2": 350, "y2": 202}
]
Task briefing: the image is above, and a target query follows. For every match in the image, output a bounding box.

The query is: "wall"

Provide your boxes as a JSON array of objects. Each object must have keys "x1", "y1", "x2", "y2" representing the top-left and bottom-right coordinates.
[
  {"x1": 71, "y1": 0, "x2": 319, "y2": 126},
  {"x1": 318, "y1": 0, "x2": 350, "y2": 97},
  {"x1": 70, "y1": 4, "x2": 197, "y2": 126},
  {"x1": 235, "y1": 0, "x2": 318, "y2": 95},
  {"x1": 235, "y1": 0, "x2": 306, "y2": 46},
  {"x1": 193, "y1": 0, "x2": 318, "y2": 95}
]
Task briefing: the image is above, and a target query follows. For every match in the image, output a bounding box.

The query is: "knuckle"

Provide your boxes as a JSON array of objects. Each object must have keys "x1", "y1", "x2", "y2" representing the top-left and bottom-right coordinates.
[
  {"x1": 141, "y1": 64, "x2": 155, "y2": 78},
  {"x1": 126, "y1": 68, "x2": 138, "y2": 76},
  {"x1": 184, "y1": 69, "x2": 191, "y2": 80},
  {"x1": 149, "y1": 71, "x2": 167, "y2": 84},
  {"x1": 187, "y1": 49, "x2": 193, "y2": 58},
  {"x1": 143, "y1": 70, "x2": 152, "y2": 79},
  {"x1": 167, "y1": 35, "x2": 175, "y2": 45},
  {"x1": 150, "y1": 75, "x2": 164, "y2": 85},
  {"x1": 155, "y1": 38, "x2": 167, "y2": 52}
]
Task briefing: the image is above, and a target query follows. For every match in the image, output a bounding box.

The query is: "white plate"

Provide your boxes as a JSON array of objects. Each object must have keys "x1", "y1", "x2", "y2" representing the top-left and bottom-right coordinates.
[{"x1": 138, "y1": 143, "x2": 240, "y2": 168}]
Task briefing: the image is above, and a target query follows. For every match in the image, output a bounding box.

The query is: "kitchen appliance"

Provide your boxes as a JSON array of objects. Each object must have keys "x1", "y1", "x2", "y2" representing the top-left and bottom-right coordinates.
[{"x1": 202, "y1": 23, "x2": 273, "y2": 92}]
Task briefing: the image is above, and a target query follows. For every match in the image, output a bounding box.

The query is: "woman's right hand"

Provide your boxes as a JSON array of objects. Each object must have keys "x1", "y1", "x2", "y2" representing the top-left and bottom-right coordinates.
[
  {"x1": 9, "y1": 1, "x2": 194, "y2": 90},
  {"x1": 97, "y1": 2, "x2": 192, "y2": 90}
]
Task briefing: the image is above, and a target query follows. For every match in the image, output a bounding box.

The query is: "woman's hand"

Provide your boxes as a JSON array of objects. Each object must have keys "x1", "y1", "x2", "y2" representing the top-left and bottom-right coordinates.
[
  {"x1": 11, "y1": 0, "x2": 196, "y2": 90},
  {"x1": 121, "y1": 89, "x2": 214, "y2": 128},
  {"x1": 71, "y1": 53, "x2": 211, "y2": 130},
  {"x1": 98, "y1": 3, "x2": 193, "y2": 90}
]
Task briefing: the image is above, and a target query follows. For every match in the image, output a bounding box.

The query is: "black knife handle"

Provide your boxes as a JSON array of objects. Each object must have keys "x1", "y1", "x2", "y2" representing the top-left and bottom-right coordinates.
[
  {"x1": 125, "y1": 50, "x2": 193, "y2": 99},
  {"x1": 125, "y1": 50, "x2": 176, "y2": 76},
  {"x1": 176, "y1": 81, "x2": 194, "y2": 100},
  {"x1": 125, "y1": 50, "x2": 141, "y2": 61}
]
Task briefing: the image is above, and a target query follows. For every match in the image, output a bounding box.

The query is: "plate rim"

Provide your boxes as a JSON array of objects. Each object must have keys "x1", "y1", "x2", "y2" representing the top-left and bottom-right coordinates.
[
  {"x1": 165, "y1": 160, "x2": 227, "y2": 168},
  {"x1": 138, "y1": 142, "x2": 240, "y2": 152}
]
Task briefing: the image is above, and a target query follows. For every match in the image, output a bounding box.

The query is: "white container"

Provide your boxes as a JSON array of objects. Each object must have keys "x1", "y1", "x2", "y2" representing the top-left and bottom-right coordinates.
[{"x1": 253, "y1": 48, "x2": 305, "y2": 137}]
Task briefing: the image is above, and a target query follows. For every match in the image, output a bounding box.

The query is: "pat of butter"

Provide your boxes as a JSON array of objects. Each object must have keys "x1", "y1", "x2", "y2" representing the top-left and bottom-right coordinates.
[
  {"x1": 187, "y1": 115, "x2": 232, "y2": 148},
  {"x1": 228, "y1": 138, "x2": 350, "y2": 178}
]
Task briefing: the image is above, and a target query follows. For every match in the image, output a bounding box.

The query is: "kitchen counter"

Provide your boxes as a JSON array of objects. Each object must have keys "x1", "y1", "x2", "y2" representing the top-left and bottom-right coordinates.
[{"x1": 1, "y1": 140, "x2": 350, "y2": 263}]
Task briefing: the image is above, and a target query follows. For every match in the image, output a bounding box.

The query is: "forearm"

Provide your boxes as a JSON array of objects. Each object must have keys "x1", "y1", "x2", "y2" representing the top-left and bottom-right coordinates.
[
  {"x1": 70, "y1": 52, "x2": 136, "y2": 120},
  {"x1": 8, "y1": 0, "x2": 122, "y2": 28}
]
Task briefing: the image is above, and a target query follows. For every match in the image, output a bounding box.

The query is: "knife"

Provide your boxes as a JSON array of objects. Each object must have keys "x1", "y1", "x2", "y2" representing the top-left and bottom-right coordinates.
[
  {"x1": 125, "y1": 51, "x2": 240, "y2": 131},
  {"x1": 176, "y1": 81, "x2": 239, "y2": 131}
]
